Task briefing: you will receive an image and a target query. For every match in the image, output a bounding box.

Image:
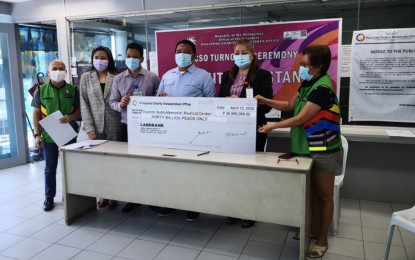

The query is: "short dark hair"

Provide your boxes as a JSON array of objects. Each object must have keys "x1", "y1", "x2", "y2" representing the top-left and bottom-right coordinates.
[
  {"x1": 126, "y1": 42, "x2": 144, "y2": 57},
  {"x1": 175, "y1": 39, "x2": 196, "y2": 54},
  {"x1": 90, "y1": 45, "x2": 117, "y2": 74},
  {"x1": 302, "y1": 45, "x2": 331, "y2": 75}
]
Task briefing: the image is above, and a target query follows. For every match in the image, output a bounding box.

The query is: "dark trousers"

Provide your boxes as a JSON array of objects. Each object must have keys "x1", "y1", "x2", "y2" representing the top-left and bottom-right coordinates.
[
  {"x1": 256, "y1": 132, "x2": 267, "y2": 152},
  {"x1": 44, "y1": 142, "x2": 59, "y2": 198},
  {"x1": 120, "y1": 123, "x2": 128, "y2": 142}
]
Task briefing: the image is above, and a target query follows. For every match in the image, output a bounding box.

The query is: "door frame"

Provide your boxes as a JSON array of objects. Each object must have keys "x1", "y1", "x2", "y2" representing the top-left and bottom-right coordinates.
[{"x1": 0, "y1": 23, "x2": 28, "y2": 169}]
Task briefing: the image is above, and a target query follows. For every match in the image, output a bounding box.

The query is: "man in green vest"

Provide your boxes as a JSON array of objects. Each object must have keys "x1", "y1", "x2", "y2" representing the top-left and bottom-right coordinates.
[{"x1": 32, "y1": 60, "x2": 80, "y2": 211}]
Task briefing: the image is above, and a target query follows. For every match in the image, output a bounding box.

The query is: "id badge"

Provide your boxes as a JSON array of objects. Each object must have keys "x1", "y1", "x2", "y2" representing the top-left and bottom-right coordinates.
[{"x1": 246, "y1": 88, "x2": 254, "y2": 99}]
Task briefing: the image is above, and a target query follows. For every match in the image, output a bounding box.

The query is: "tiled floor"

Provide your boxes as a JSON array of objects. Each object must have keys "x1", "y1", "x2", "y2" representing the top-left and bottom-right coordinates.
[{"x1": 0, "y1": 161, "x2": 414, "y2": 260}]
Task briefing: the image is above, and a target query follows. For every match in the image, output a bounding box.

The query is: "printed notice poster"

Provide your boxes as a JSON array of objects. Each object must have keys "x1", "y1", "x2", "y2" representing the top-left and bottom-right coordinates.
[
  {"x1": 341, "y1": 45, "x2": 352, "y2": 77},
  {"x1": 349, "y1": 28, "x2": 415, "y2": 122},
  {"x1": 156, "y1": 19, "x2": 341, "y2": 102},
  {"x1": 127, "y1": 97, "x2": 257, "y2": 155}
]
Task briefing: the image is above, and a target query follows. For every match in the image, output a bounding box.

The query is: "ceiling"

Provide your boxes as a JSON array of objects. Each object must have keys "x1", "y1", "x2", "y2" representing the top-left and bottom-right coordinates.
[
  {"x1": 70, "y1": 0, "x2": 415, "y2": 36},
  {"x1": 0, "y1": 0, "x2": 31, "y2": 2}
]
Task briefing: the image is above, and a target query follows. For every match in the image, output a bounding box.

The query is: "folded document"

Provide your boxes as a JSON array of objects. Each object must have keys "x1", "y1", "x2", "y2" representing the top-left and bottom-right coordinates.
[{"x1": 62, "y1": 139, "x2": 108, "y2": 150}]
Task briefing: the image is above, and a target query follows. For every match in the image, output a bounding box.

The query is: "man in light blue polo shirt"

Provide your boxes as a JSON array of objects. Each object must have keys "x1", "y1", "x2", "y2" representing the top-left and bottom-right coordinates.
[
  {"x1": 155, "y1": 39, "x2": 215, "y2": 221},
  {"x1": 157, "y1": 39, "x2": 215, "y2": 97}
]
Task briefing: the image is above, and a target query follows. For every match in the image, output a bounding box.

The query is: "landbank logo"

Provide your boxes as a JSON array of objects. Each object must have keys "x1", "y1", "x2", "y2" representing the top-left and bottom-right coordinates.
[{"x1": 356, "y1": 33, "x2": 366, "y2": 42}]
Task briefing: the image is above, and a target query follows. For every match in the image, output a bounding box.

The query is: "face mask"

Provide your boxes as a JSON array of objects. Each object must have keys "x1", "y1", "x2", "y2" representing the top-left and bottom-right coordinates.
[
  {"x1": 175, "y1": 53, "x2": 192, "y2": 68},
  {"x1": 125, "y1": 58, "x2": 141, "y2": 71},
  {"x1": 50, "y1": 70, "x2": 66, "y2": 83},
  {"x1": 93, "y1": 59, "x2": 108, "y2": 72},
  {"x1": 234, "y1": 54, "x2": 251, "y2": 69},
  {"x1": 299, "y1": 66, "x2": 314, "y2": 81}
]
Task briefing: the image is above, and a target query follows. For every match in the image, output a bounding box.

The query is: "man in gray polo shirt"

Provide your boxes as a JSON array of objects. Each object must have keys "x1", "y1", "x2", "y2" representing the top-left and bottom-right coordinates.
[
  {"x1": 109, "y1": 42, "x2": 160, "y2": 212},
  {"x1": 110, "y1": 42, "x2": 160, "y2": 142}
]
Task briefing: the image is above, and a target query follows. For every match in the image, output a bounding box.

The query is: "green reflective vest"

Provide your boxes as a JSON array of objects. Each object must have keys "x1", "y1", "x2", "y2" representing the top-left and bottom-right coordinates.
[
  {"x1": 39, "y1": 82, "x2": 76, "y2": 143},
  {"x1": 290, "y1": 75, "x2": 341, "y2": 154}
]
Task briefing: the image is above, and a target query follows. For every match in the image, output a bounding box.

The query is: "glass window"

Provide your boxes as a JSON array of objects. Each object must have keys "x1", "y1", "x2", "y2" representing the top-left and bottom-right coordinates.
[
  {"x1": 0, "y1": 23, "x2": 27, "y2": 167},
  {"x1": 0, "y1": 33, "x2": 17, "y2": 158},
  {"x1": 72, "y1": 30, "x2": 112, "y2": 63},
  {"x1": 70, "y1": 28, "x2": 113, "y2": 87},
  {"x1": 68, "y1": 0, "x2": 415, "y2": 127},
  {"x1": 19, "y1": 25, "x2": 59, "y2": 150}
]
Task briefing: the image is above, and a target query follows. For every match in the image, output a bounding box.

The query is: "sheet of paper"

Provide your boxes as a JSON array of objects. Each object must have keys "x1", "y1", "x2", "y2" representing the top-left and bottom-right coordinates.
[
  {"x1": 386, "y1": 129, "x2": 415, "y2": 138},
  {"x1": 149, "y1": 51, "x2": 158, "y2": 74},
  {"x1": 76, "y1": 121, "x2": 89, "y2": 142},
  {"x1": 39, "y1": 110, "x2": 78, "y2": 147},
  {"x1": 63, "y1": 139, "x2": 108, "y2": 150}
]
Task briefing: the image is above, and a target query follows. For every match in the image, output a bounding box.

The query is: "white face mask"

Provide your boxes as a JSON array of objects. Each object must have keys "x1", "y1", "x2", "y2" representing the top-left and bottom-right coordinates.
[{"x1": 50, "y1": 70, "x2": 67, "y2": 83}]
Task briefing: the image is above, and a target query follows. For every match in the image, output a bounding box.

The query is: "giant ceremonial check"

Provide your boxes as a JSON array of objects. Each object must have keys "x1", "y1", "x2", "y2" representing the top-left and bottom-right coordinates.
[{"x1": 127, "y1": 97, "x2": 257, "y2": 155}]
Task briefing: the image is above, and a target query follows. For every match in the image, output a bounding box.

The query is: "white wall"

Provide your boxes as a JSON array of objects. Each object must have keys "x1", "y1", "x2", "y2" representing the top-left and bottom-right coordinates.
[
  {"x1": 11, "y1": 0, "x2": 64, "y2": 23},
  {"x1": 12, "y1": 0, "x2": 249, "y2": 21},
  {"x1": 11, "y1": 0, "x2": 142, "y2": 25},
  {"x1": 64, "y1": 0, "x2": 142, "y2": 18}
]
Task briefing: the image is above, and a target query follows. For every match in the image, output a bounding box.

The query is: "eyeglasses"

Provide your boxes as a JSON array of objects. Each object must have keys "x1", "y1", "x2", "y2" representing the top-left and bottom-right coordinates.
[{"x1": 299, "y1": 62, "x2": 313, "y2": 67}]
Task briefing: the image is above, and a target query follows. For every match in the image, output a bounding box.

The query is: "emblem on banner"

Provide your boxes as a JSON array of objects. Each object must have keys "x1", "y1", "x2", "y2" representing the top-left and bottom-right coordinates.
[
  {"x1": 283, "y1": 30, "x2": 307, "y2": 40},
  {"x1": 356, "y1": 33, "x2": 366, "y2": 42},
  {"x1": 284, "y1": 31, "x2": 292, "y2": 39},
  {"x1": 187, "y1": 36, "x2": 196, "y2": 44}
]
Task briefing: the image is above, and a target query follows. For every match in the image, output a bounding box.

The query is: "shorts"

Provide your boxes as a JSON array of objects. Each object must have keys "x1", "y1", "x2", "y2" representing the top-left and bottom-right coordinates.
[{"x1": 310, "y1": 148, "x2": 343, "y2": 176}]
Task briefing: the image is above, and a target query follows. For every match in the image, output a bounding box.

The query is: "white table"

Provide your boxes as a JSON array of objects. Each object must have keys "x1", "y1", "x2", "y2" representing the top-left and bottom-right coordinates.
[
  {"x1": 60, "y1": 141, "x2": 313, "y2": 259},
  {"x1": 270, "y1": 125, "x2": 415, "y2": 144},
  {"x1": 267, "y1": 125, "x2": 415, "y2": 204}
]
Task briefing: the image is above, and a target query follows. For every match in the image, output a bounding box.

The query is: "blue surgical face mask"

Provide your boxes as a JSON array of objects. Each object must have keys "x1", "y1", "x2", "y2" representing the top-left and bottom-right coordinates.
[
  {"x1": 175, "y1": 53, "x2": 192, "y2": 68},
  {"x1": 125, "y1": 58, "x2": 141, "y2": 71},
  {"x1": 234, "y1": 54, "x2": 251, "y2": 69},
  {"x1": 299, "y1": 66, "x2": 314, "y2": 81}
]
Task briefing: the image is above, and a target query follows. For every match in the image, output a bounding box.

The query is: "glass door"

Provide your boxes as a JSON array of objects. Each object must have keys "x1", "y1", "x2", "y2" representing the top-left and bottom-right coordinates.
[
  {"x1": 19, "y1": 24, "x2": 58, "y2": 153},
  {"x1": 0, "y1": 23, "x2": 27, "y2": 169}
]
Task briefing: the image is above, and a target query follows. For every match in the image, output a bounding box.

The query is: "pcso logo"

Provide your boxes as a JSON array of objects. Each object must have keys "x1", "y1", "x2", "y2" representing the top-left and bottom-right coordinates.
[
  {"x1": 187, "y1": 36, "x2": 196, "y2": 44},
  {"x1": 132, "y1": 100, "x2": 138, "y2": 106},
  {"x1": 356, "y1": 33, "x2": 366, "y2": 42}
]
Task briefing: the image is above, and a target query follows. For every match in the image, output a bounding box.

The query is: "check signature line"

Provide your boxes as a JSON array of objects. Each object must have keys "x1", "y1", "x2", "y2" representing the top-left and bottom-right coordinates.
[
  {"x1": 190, "y1": 133, "x2": 200, "y2": 144},
  {"x1": 190, "y1": 131, "x2": 213, "y2": 144}
]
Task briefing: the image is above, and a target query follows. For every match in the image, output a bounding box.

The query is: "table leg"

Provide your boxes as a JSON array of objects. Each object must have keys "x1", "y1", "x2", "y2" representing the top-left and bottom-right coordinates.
[{"x1": 64, "y1": 193, "x2": 96, "y2": 225}]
